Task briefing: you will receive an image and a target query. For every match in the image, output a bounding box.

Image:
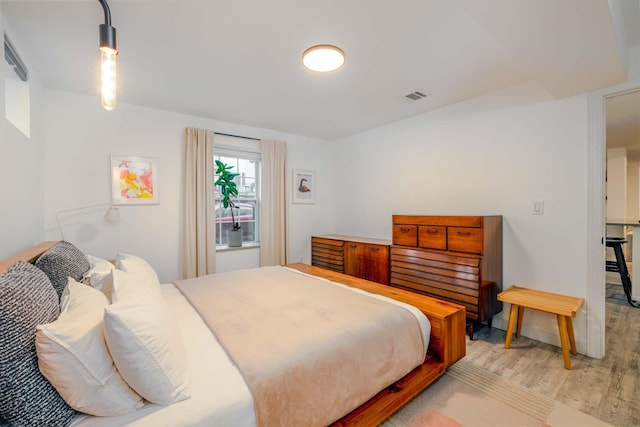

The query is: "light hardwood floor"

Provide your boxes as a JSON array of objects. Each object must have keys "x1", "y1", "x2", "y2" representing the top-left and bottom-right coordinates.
[{"x1": 464, "y1": 284, "x2": 640, "y2": 427}]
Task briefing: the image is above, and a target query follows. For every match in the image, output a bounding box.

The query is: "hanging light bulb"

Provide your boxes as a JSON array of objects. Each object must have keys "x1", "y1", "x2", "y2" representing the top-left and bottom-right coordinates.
[
  {"x1": 100, "y1": 45, "x2": 117, "y2": 110},
  {"x1": 98, "y1": 0, "x2": 118, "y2": 110}
]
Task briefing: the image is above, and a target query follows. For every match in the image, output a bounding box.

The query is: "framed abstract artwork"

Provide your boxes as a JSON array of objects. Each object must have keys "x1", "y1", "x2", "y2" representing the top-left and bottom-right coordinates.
[
  {"x1": 111, "y1": 155, "x2": 159, "y2": 205},
  {"x1": 292, "y1": 169, "x2": 315, "y2": 204}
]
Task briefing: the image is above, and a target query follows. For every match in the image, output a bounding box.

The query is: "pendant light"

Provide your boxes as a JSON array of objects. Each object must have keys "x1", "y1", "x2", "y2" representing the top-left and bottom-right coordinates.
[{"x1": 98, "y1": 0, "x2": 118, "y2": 110}]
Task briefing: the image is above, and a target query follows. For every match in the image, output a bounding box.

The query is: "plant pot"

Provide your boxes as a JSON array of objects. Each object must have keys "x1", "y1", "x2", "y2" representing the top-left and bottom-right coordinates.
[{"x1": 227, "y1": 229, "x2": 243, "y2": 247}]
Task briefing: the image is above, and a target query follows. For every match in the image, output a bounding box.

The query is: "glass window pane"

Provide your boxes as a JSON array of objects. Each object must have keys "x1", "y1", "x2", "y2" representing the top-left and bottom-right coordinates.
[{"x1": 214, "y1": 152, "x2": 260, "y2": 247}]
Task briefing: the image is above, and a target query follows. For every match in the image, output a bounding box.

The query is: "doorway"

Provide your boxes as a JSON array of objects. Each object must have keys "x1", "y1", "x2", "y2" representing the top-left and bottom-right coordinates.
[
  {"x1": 586, "y1": 80, "x2": 640, "y2": 359},
  {"x1": 605, "y1": 89, "x2": 640, "y2": 300},
  {"x1": 604, "y1": 89, "x2": 640, "y2": 358}
]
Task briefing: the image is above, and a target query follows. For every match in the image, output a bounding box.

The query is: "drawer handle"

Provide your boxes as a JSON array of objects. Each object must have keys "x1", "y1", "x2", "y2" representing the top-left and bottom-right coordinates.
[
  {"x1": 426, "y1": 229, "x2": 438, "y2": 234},
  {"x1": 400, "y1": 227, "x2": 411, "y2": 233},
  {"x1": 457, "y1": 231, "x2": 471, "y2": 236},
  {"x1": 370, "y1": 247, "x2": 379, "y2": 252},
  {"x1": 349, "y1": 244, "x2": 358, "y2": 249}
]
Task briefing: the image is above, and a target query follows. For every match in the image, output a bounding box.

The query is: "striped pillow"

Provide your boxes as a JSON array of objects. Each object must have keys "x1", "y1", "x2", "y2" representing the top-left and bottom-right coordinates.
[{"x1": 0, "y1": 261, "x2": 76, "y2": 426}]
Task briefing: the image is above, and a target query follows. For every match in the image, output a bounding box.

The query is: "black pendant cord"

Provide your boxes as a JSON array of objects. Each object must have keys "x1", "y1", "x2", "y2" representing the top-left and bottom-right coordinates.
[{"x1": 98, "y1": 0, "x2": 112, "y2": 26}]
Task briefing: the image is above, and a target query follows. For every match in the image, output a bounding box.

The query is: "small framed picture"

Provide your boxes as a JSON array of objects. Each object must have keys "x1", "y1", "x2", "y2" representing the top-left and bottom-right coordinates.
[
  {"x1": 111, "y1": 155, "x2": 159, "y2": 205},
  {"x1": 293, "y1": 169, "x2": 315, "y2": 204}
]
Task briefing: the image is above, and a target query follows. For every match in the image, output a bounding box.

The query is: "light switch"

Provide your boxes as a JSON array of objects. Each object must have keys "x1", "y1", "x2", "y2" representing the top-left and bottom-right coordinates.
[{"x1": 532, "y1": 200, "x2": 544, "y2": 215}]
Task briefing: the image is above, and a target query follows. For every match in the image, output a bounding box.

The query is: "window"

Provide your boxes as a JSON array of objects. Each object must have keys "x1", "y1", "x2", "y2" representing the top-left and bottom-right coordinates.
[{"x1": 214, "y1": 147, "x2": 260, "y2": 247}]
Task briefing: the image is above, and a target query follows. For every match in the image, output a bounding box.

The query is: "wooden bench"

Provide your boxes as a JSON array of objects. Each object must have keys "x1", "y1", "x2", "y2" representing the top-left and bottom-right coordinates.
[{"x1": 497, "y1": 286, "x2": 584, "y2": 369}]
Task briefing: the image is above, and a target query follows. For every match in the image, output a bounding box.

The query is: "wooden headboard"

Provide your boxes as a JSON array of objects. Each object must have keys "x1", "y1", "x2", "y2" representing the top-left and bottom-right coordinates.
[{"x1": 0, "y1": 241, "x2": 58, "y2": 274}]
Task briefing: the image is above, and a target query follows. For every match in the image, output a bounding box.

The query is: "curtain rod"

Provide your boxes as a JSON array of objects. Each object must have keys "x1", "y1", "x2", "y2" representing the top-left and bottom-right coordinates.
[{"x1": 214, "y1": 132, "x2": 260, "y2": 141}]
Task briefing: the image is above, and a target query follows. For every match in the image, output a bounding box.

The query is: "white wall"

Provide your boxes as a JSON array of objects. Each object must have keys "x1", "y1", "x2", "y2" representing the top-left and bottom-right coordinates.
[
  {"x1": 42, "y1": 89, "x2": 333, "y2": 282},
  {"x1": 606, "y1": 147, "x2": 628, "y2": 223},
  {"x1": 626, "y1": 164, "x2": 639, "y2": 261},
  {"x1": 626, "y1": 165, "x2": 639, "y2": 220},
  {"x1": 0, "y1": 12, "x2": 45, "y2": 259},
  {"x1": 331, "y1": 82, "x2": 590, "y2": 352}
]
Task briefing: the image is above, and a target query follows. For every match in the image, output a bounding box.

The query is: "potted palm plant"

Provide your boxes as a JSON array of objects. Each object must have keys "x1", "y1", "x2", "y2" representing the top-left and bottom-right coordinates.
[{"x1": 215, "y1": 160, "x2": 243, "y2": 247}]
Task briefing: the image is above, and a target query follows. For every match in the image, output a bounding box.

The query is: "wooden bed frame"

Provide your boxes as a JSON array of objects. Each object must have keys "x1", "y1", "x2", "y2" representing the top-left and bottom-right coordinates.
[{"x1": 1, "y1": 242, "x2": 466, "y2": 427}]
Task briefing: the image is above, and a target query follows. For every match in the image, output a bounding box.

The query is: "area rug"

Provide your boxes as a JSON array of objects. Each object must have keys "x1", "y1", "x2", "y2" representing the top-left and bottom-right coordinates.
[{"x1": 381, "y1": 359, "x2": 612, "y2": 427}]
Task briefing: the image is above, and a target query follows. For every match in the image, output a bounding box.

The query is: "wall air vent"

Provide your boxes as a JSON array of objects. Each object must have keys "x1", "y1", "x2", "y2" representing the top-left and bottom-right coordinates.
[
  {"x1": 405, "y1": 91, "x2": 426, "y2": 101},
  {"x1": 4, "y1": 34, "x2": 29, "y2": 82}
]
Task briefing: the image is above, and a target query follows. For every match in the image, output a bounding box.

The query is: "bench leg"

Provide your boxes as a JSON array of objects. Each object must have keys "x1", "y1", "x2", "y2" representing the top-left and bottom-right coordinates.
[
  {"x1": 516, "y1": 305, "x2": 525, "y2": 338},
  {"x1": 567, "y1": 317, "x2": 577, "y2": 355},
  {"x1": 505, "y1": 304, "x2": 519, "y2": 349},
  {"x1": 556, "y1": 315, "x2": 572, "y2": 369}
]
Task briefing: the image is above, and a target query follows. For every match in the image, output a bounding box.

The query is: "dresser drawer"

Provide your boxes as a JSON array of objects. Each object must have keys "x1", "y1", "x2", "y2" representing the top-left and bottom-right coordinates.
[
  {"x1": 311, "y1": 237, "x2": 344, "y2": 272},
  {"x1": 390, "y1": 247, "x2": 481, "y2": 315},
  {"x1": 418, "y1": 226, "x2": 447, "y2": 250},
  {"x1": 447, "y1": 227, "x2": 482, "y2": 254},
  {"x1": 393, "y1": 225, "x2": 417, "y2": 246}
]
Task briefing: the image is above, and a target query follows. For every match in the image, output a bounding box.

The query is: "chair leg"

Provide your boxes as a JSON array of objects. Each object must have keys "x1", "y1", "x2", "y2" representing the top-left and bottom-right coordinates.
[{"x1": 612, "y1": 244, "x2": 640, "y2": 308}]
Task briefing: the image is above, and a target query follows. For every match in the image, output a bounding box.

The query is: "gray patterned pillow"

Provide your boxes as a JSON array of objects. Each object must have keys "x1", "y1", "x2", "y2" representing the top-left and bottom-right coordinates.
[
  {"x1": 35, "y1": 241, "x2": 90, "y2": 299},
  {"x1": 0, "y1": 261, "x2": 76, "y2": 426}
]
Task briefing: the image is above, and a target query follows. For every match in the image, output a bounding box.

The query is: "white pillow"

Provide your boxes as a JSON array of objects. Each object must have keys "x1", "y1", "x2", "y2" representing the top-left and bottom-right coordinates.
[
  {"x1": 104, "y1": 293, "x2": 190, "y2": 405},
  {"x1": 36, "y1": 278, "x2": 143, "y2": 416},
  {"x1": 111, "y1": 268, "x2": 160, "y2": 304},
  {"x1": 115, "y1": 253, "x2": 160, "y2": 290},
  {"x1": 83, "y1": 255, "x2": 115, "y2": 298}
]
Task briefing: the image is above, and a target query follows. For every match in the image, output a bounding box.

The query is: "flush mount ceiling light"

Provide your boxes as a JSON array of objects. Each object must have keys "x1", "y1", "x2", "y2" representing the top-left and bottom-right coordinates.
[
  {"x1": 302, "y1": 45, "x2": 345, "y2": 72},
  {"x1": 98, "y1": 0, "x2": 118, "y2": 110}
]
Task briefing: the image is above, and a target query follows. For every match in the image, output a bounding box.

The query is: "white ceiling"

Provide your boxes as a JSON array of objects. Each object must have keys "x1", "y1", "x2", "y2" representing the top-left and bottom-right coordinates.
[{"x1": 1, "y1": 0, "x2": 637, "y2": 141}]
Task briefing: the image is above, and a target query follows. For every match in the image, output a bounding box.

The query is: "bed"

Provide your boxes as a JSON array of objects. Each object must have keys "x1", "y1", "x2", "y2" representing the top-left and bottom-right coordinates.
[{"x1": 0, "y1": 241, "x2": 466, "y2": 427}]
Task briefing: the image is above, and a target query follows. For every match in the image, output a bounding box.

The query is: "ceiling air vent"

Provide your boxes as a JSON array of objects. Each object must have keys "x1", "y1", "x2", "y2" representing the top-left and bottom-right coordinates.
[
  {"x1": 405, "y1": 91, "x2": 426, "y2": 101},
  {"x1": 4, "y1": 34, "x2": 29, "y2": 82}
]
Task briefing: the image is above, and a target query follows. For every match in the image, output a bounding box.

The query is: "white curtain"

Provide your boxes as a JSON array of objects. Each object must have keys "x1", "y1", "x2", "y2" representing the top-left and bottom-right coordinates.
[
  {"x1": 259, "y1": 140, "x2": 287, "y2": 266},
  {"x1": 182, "y1": 128, "x2": 216, "y2": 278}
]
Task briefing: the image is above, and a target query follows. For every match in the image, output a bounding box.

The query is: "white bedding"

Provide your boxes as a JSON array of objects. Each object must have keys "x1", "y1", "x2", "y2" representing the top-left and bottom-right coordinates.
[
  {"x1": 70, "y1": 283, "x2": 256, "y2": 427},
  {"x1": 70, "y1": 271, "x2": 430, "y2": 427}
]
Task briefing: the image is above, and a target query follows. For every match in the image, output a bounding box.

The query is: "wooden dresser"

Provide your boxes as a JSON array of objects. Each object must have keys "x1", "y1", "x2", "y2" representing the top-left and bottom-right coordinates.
[
  {"x1": 311, "y1": 235, "x2": 391, "y2": 285},
  {"x1": 390, "y1": 215, "x2": 503, "y2": 338}
]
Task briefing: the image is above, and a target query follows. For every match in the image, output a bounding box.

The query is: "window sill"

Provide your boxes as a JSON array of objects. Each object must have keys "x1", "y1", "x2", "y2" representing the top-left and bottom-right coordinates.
[{"x1": 216, "y1": 242, "x2": 261, "y2": 252}]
